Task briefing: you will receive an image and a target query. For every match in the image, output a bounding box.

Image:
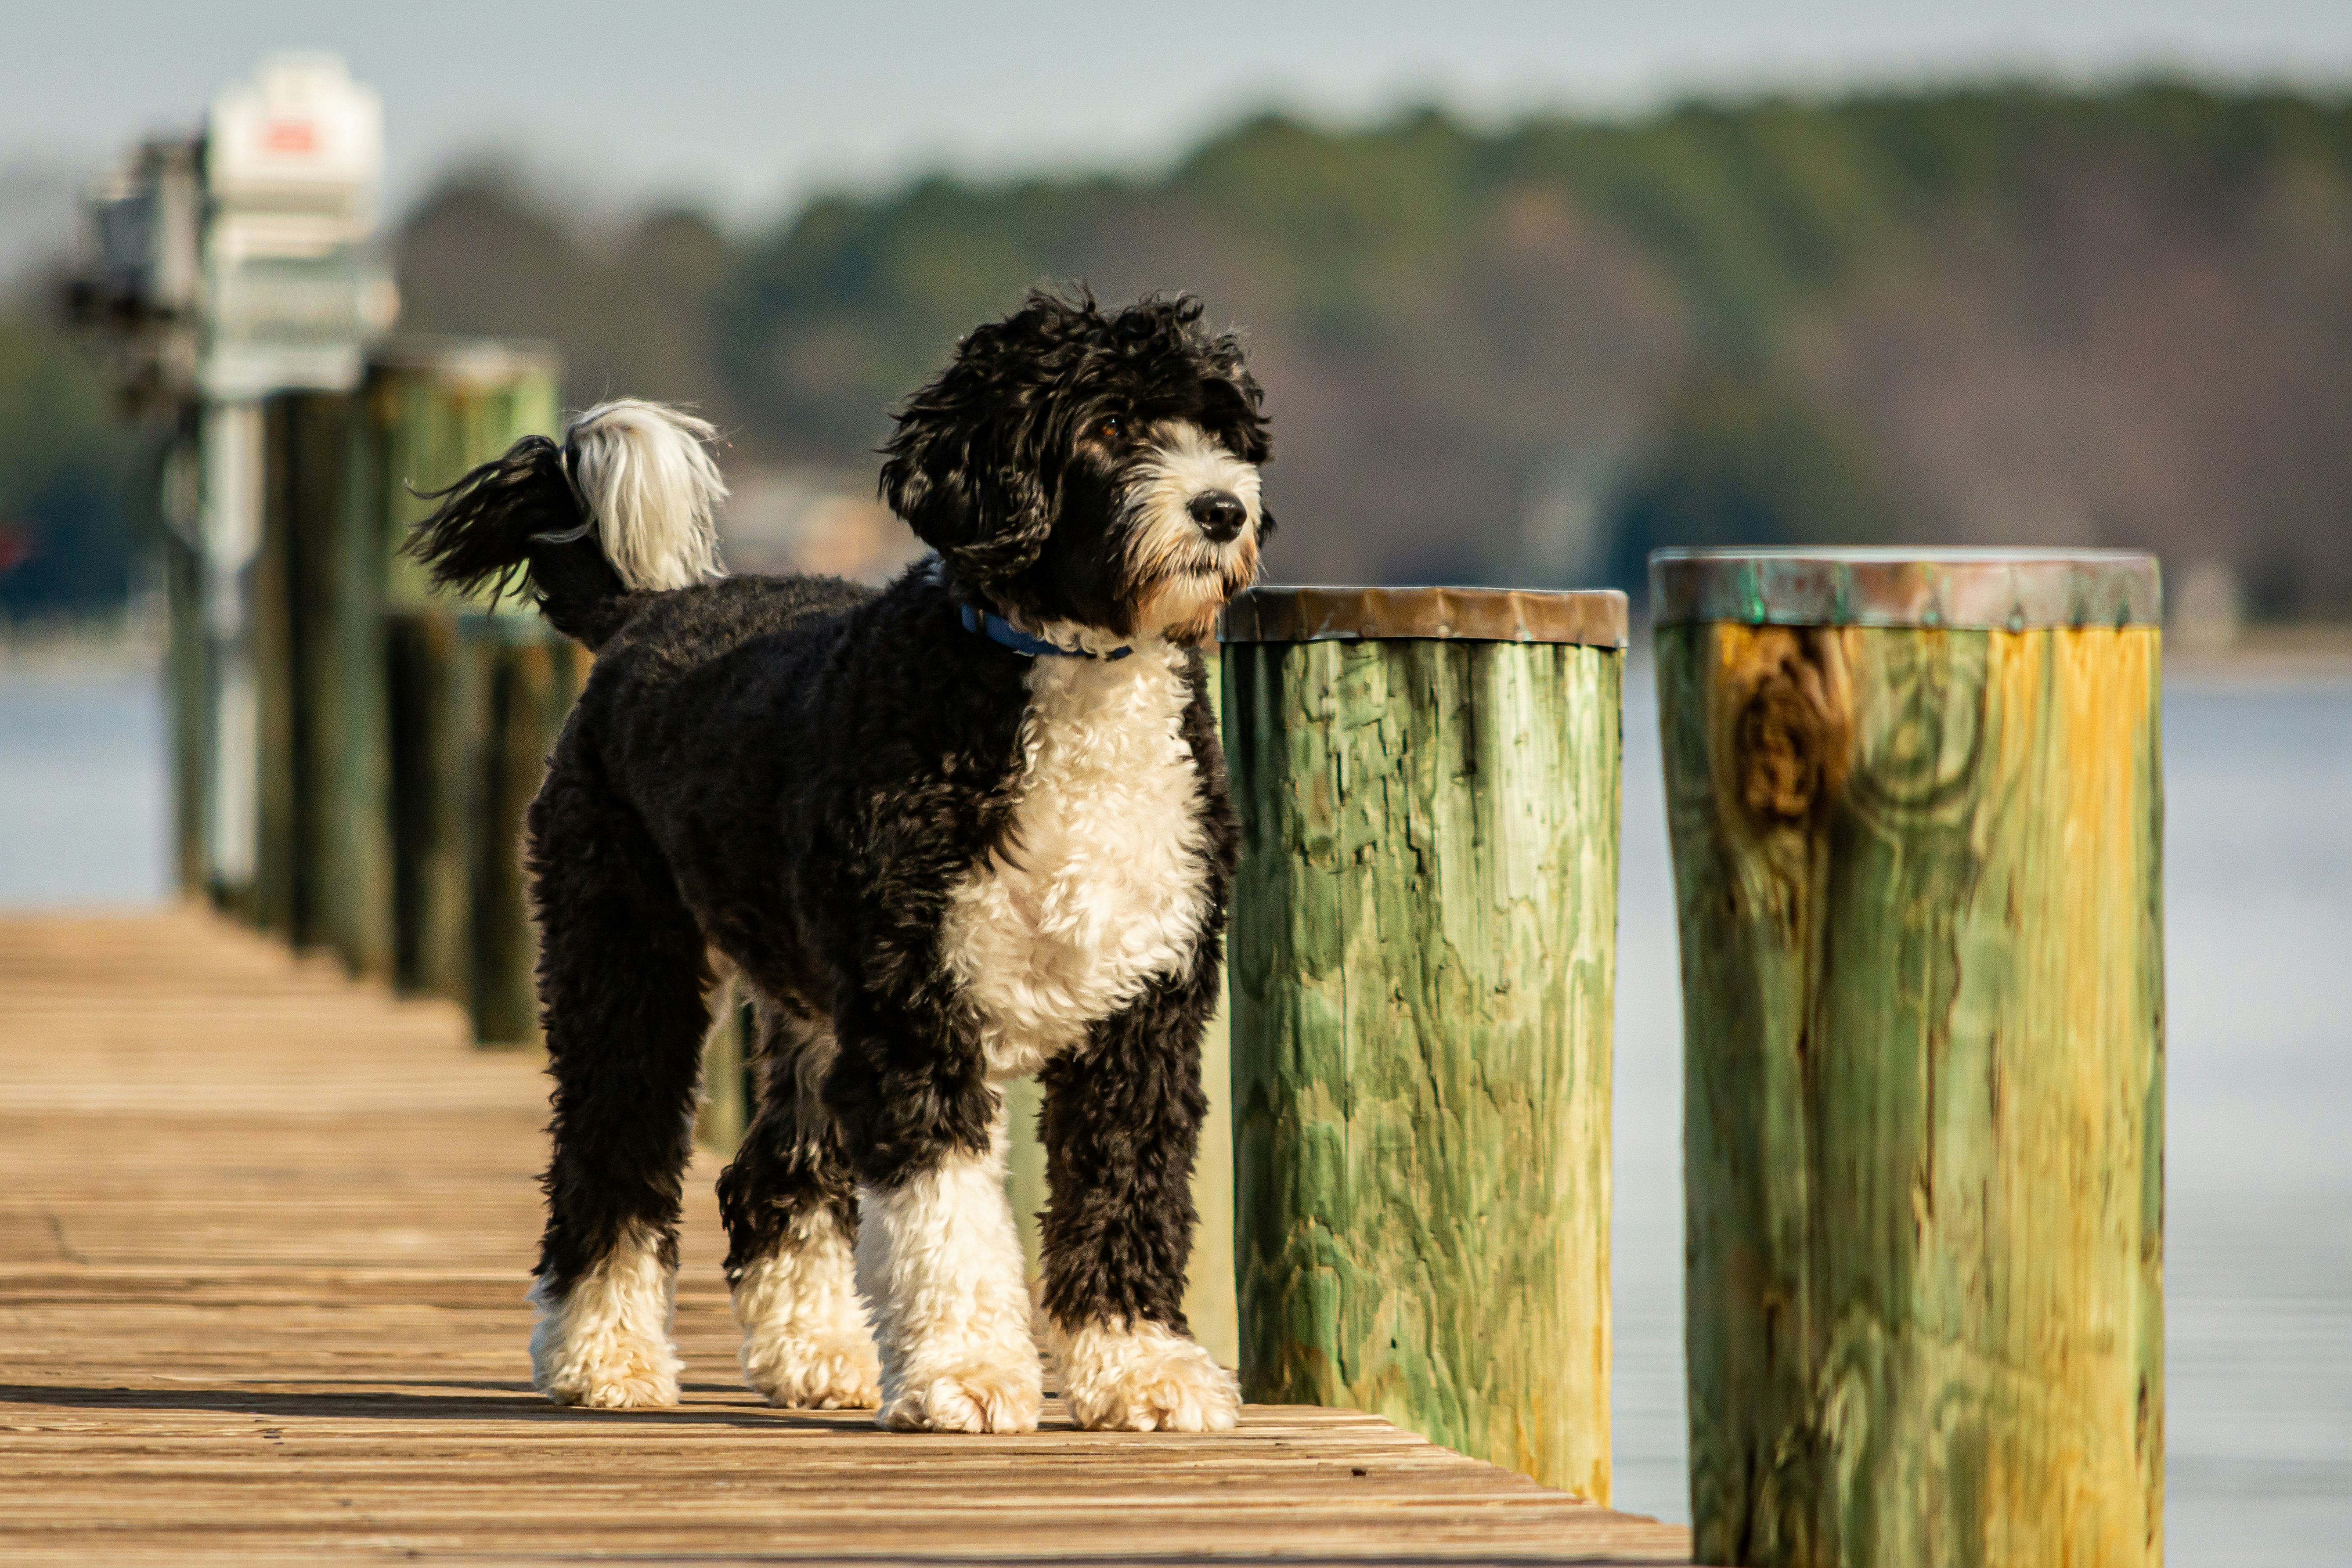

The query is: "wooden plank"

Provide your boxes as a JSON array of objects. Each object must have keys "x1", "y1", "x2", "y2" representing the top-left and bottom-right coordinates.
[
  {"x1": 1225, "y1": 638, "x2": 1620, "y2": 1503},
  {"x1": 1658, "y1": 623, "x2": 2164, "y2": 1567},
  {"x1": 0, "y1": 909, "x2": 1687, "y2": 1565}
]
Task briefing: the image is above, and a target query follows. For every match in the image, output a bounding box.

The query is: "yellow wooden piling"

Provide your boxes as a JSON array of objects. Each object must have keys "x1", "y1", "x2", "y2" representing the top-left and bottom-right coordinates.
[{"x1": 1654, "y1": 549, "x2": 2165, "y2": 1568}]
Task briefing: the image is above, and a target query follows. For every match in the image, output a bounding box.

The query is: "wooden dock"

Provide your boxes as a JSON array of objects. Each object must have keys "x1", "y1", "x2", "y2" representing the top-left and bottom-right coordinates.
[{"x1": 0, "y1": 908, "x2": 1692, "y2": 1566}]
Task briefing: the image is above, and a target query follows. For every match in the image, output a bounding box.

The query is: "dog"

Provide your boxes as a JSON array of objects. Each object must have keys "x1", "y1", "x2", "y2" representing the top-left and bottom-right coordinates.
[{"x1": 408, "y1": 291, "x2": 1272, "y2": 1434}]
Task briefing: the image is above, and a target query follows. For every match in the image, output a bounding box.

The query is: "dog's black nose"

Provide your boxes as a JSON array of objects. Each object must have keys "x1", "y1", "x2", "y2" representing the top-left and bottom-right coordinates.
[{"x1": 1188, "y1": 490, "x2": 1247, "y2": 542}]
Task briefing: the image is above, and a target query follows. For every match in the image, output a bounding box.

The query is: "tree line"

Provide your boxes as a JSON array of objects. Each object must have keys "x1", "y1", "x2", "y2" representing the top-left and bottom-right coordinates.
[{"x1": 11, "y1": 80, "x2": 2352, "y2": 619}]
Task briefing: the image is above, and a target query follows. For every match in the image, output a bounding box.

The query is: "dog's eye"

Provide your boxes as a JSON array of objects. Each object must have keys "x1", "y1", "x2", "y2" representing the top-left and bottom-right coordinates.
[{"x1": 1091, "y1": 415, "x2": 1123, "y2": 442}]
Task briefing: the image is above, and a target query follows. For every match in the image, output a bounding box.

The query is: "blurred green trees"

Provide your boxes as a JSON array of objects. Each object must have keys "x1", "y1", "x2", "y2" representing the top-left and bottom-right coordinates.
[
  {"x1": 415, "y1": 81, "x2": 2352, "y2": 608},
  {"x1": 0, "y1": 301, "x2": 141, "y2": 619},
  {"x1": 1602, "y1": 371, "x2": 1897, "y2": 589}
]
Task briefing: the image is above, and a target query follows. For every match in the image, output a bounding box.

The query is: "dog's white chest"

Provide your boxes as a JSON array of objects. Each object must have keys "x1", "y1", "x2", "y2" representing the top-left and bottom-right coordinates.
[{"x1": 942, "y1": 646, "x2": 1211, "y2": 1080}]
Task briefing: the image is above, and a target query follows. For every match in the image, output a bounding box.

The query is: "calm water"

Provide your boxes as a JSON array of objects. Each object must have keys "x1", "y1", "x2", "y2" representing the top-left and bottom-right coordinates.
[
  {"x1": 4, "y1": 662, "x2": 2346, "y2": 1564},
  {"x1": 0, "y1": 669, "x2": 170, "y2": 904}
]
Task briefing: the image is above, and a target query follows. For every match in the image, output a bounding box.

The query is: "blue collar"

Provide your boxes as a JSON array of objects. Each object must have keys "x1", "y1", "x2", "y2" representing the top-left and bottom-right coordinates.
[{"x1": 960, "y1": 604, "x2": 1132, "y2": 661}]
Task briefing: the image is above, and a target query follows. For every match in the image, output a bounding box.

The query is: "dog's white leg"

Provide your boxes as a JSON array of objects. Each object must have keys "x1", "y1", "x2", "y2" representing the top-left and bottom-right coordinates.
[
  {"x1": 732, "y1": 1204, "x2": 882, "y2": 1409},
  {"x1": 528, "y1": 1220, "x2": 684, "y2": 1409},
  {"x1": 1049, "y1": 1316, "x2": 1240, "y2": 1432},
  {"x1": 858, "y1": 1102, "x2": 1042, "y2": 1433}
]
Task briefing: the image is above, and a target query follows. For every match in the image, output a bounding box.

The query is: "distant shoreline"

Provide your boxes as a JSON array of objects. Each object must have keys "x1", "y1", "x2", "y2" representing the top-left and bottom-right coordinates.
[
  {"x1": 0, "y1": 608, "x2": 166, "y2": 678},
  {"x1": 4, "y1": 610, "x2": 2349, "y2": 684},
  {"x1": 2165, "y1": 624, "x2": 2352, "y2": 684}
]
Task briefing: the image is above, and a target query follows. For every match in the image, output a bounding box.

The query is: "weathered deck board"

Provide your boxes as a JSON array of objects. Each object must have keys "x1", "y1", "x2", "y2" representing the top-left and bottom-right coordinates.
[{"x1": 0, "y1": 908, "x2": 1692, "y2": 1566}]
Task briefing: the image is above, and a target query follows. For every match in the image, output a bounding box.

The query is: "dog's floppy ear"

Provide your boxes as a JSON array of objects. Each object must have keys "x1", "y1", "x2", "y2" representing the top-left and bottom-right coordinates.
[{"x1": 879, "y1": 319, "x2": 1057, "y2": 584}]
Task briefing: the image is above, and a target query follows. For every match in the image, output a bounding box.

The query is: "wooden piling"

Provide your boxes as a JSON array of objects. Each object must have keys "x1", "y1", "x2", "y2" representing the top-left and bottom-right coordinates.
[
  {"x1": 307, "y1": 393, "x2": 395, "y2": 977},
  {"x1": 164, "y1": 339, "x2": 570, "y2": 1035},
  {"x1": 475, "y1": 627, "x2": 588, "y2": 1045},
  {"x1": 253, "y1": 389, "x2": 386, "y2": 969},
  {"x1": 1652, "y1": 549, "x2": 2166, "y2": 1568},
  {"x1": 163, "y1": 520, "x2": 209, "y2": 898},
  {"x1": 695, "y1": 992, "x2": 757, "y2": 1153},
  {"x1": 1223, "y1": 586, "x2": 1626, "y2": 1503},
  {"x1": 388, "y1": 611, "x2": 487, "y2": 1003},
  {"x1": 251, "y1": 400, "x2": 304, "y2": 941},
  {"x1": 367, "y1": 341, "x2": 564, "y2": 1045}
]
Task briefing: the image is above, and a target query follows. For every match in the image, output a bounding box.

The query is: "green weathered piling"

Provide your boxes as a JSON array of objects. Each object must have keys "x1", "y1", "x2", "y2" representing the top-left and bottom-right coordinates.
[
  {"x1": 388, "y1": 606, "x2": 584, "y2": 1048},
  {"x1": 388, "y1": 611, "x2": 489, "y2": 1003},
  {"x1": 1652, "y1": 548, "x2": 2166, "y2": 1568},
  {"x1": 373, "y1": 340, "x2": 564, "y2": 617},
  {"x1": 251, "y1": 399, "x2": 304, "y2": 940},
  {"x1": 474, "y1": 630, "x2": 588, "y2": 1045},
  {"x1": 695, "y1": 995, "x2": 758, "y2": 1154},
  {"x1": 311, "y1": 393, "x2": 394, "y2": 977},
  {"x1": 1223, "y1": 586, "x2": 1626, "y2": 1502},
  {"x1": 367, "y1": 341, "x2": 563, "y2": 1043},
  {"x1": 164, "y1": 524, "x2": 209, "y2": 898},
  {"x1": 252, "y1": 389, "x2": 388, "y2": 970}
]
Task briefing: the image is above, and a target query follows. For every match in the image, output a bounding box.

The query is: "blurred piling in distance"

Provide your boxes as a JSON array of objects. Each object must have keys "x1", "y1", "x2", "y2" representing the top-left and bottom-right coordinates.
[
  {"x1": 174, "y1": 339, "x2": 577, "y2": 1049},
  {"x1": 372, "y1": 340, "x2": 570, "y2": 1047}
]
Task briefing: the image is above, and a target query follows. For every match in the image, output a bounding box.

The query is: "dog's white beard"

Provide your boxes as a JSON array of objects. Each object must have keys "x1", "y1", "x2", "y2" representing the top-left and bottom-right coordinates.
[
  {"x1": 528, "y1": 1220, "x2": 683, "y2": 1408},
  {"x1": 1050, "y1": 1316, "x2": 1241, "y2": 1432},
  {"x1": 732, "y1": 1205, "x2": 882, "y2": 1409},
  {"x1": 858, "y1": 1103, "x2": 1043, "y2": 1432},
  {"x1": 1122, "y1": 421, "x2": 1262, "y2": 638}
]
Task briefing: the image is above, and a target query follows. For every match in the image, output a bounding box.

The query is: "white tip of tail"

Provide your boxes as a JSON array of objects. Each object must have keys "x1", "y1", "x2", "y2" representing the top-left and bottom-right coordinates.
[{"x1": 564, "y1": 400, "x2": 729, "y2": 592}]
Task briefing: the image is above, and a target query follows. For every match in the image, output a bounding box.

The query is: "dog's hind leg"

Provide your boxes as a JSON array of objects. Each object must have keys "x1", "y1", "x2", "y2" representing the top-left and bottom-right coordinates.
[
  {"x1": 522, "y1": 761, "x2": 711, "y2": 1410},
  {"x1": 1036, "y1": 977, "x2": 1241, "y2": 1432},
  {"x1": 716, "y1": 1000, "x2": 880, "y2": 1409}
]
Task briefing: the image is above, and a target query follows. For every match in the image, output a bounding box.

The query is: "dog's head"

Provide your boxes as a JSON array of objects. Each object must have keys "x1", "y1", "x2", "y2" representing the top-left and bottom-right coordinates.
[{"x1": 880, "y1": 290, "x2": 1273, "y2": 645}]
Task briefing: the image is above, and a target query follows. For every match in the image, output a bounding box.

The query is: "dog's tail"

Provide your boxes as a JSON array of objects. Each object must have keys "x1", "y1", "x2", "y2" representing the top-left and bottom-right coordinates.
[{"x1": 405, "y1": 399, "x2": 728, "y2": 648}]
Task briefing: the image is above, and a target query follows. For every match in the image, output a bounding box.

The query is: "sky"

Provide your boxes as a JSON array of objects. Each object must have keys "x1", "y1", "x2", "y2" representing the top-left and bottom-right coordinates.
[{"x1": 7, "y1": 0, "x2": 2352, "y2": 228}]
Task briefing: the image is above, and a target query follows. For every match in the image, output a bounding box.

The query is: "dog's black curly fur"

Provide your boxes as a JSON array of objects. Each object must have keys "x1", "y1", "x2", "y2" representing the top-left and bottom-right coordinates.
[
  {"x1": 883, "y1": 288, "x2": 1271, "y2": 637},
  {"x1": 404, "y1": 434, "x2": 635, "y2": 643},
  {"x1": 411, "y1": 290, "x2": 1269, "y2": 1359}
]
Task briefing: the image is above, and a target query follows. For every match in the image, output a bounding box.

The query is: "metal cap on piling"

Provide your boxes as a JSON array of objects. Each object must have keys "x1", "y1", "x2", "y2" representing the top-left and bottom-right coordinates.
[
  {"x1": 1649, "y1": 546, "x2": 2161, "y2": 631},
  {"x1": 1222, "y1": 584, "x2": 1628, "y2": 646}
]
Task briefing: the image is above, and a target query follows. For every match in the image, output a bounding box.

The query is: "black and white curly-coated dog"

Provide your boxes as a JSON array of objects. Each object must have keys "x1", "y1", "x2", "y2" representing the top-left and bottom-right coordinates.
[{"x1": 409, "y1": 292, "x2": 1270, "y2": 1434}]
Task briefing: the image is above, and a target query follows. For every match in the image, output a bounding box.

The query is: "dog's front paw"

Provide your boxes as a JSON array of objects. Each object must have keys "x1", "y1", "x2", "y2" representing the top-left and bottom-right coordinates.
[
  {"x1": 1053, "y1": 1318, "x2": 1240, "y2": 1433},
  {"x1": 535, "y1": 1347, "x2": 684, "y2": 1409},
  {"x1": 529, "y1": 1240, "x2": 683, "y2": 1409},
  {"x1": 877, "y1": 1359, "x2": 1044, "y2": 1433},
  {"x1": 531, "y1": 1315, "x2": 683, "y2": 1409},
  {"x1": 745, "y1": 1331, "x2": 883, "y2": 1410}
]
